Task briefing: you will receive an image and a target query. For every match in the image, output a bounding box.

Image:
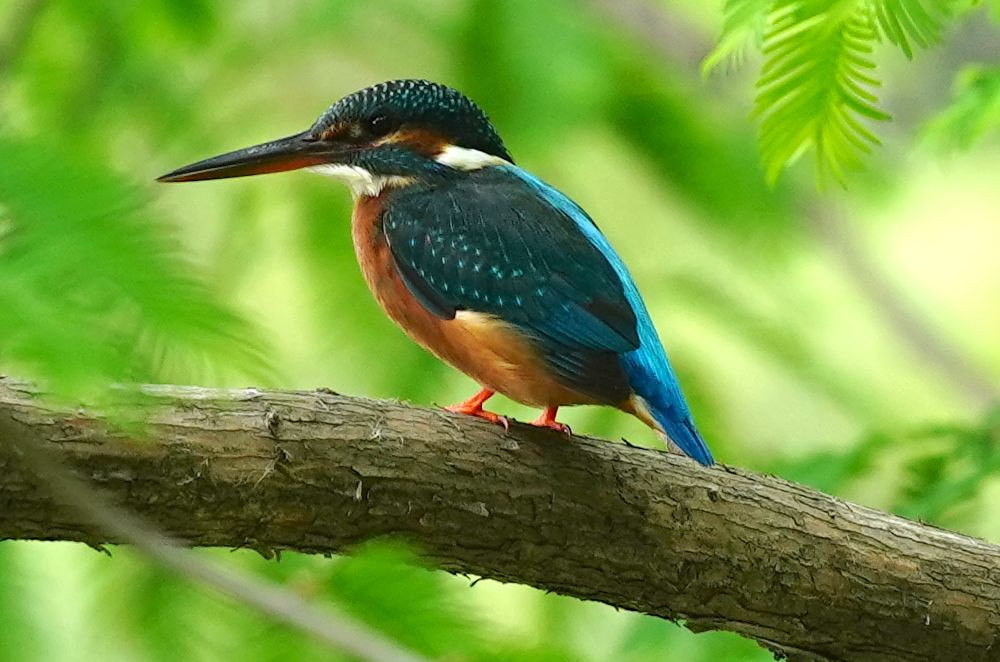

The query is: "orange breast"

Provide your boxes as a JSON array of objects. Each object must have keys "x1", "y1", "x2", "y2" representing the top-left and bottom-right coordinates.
[{"x1": 351, "y1": 194, "x2": 598, "y2": 407}]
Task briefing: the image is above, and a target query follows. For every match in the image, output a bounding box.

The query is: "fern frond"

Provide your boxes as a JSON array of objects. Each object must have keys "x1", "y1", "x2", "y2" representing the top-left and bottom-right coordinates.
[
  {"x1": 867, "y1": 0, "x2": 952, "y2": 59},
  {"x1": 754, "y1": 0, "x2": 890, "y2": 185},
  {"x1": 702, "y1": 0, "x2": 774, "y2": 76}
]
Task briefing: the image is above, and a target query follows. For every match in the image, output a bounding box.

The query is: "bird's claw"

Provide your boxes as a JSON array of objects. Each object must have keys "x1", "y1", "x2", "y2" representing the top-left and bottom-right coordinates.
[
  {"x1": 445, "y1": 403, "x2": 510, "y2": 431},
  {"x1": 493, "y1": 413, "x2": 511, "y2": 432},
  {"x1": 529, "y1": 416, "x2": 572, "y2": 437}
]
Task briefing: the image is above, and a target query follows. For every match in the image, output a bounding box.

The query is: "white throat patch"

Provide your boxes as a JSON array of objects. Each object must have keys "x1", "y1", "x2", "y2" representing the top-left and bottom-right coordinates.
[
  {"x1": 435, "y1": 145, "x2": 510, "y2": 170},
  {"x1": 307, "y1": 164, "x2": 411, "y2": 198}
]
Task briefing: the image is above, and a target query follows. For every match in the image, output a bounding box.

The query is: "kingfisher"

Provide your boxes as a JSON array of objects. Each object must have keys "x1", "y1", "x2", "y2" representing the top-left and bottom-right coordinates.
[{"x1": 158, "y1": 79, "x2": 714, "y2": 465}]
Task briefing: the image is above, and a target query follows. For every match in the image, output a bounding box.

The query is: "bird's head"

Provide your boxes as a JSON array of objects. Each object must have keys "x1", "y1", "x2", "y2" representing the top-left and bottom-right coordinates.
[{"x1": 158, "y1": 79, "x2": 512, "y2": 196}]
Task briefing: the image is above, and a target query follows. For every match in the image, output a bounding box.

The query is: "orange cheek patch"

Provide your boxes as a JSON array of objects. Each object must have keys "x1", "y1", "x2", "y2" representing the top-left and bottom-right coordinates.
[{"x1": 378, "y1": 128, "x2": 448, "y2": 157}]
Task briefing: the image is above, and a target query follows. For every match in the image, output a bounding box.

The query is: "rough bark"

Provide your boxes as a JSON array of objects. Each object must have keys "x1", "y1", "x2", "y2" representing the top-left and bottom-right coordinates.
[{"x1": 0, "y1": 378, "x2": 997, "y2": 661}]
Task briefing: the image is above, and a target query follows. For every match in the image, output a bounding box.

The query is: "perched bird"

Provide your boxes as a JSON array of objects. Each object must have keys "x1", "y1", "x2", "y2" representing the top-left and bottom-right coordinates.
[{"x1": 158, "y1": 79, "x2": 714, "y2": 465}]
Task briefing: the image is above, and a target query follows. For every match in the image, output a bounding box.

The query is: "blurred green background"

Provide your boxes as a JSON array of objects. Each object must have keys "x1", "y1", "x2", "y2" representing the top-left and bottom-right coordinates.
[{"x1": 1, "y1": 1, "x2": 999, "y2": 660}]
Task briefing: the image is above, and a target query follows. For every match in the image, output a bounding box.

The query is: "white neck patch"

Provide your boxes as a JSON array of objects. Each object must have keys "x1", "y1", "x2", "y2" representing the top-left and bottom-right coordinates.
[
  {"x1": 309, "y1": 145, "x2": 509, "y2": 197},
  {"x1": 307, "y1": 164, "x2": 411, "y2": 198},
  {"x1": 435, "y1": 145, "x2": 510, "y2": 170}
]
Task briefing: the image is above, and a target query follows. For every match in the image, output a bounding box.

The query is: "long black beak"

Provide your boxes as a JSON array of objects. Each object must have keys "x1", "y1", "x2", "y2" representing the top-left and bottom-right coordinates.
[{"x1": 157, "y1": 131, "x2": 336, "y2": 183}]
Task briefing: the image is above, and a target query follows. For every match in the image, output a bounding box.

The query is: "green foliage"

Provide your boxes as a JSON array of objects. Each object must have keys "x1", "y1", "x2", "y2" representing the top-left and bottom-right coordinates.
[
  {"x1": 606, "y1": 58, "x2": 797, "y2": 238},
  {"x1": 781, "y1": 408, "x2": 1000, "y2": 527},
  {"x1": 0, "y1": 546, "x2": 42, "y2": 661},
  {"x1": 923, "y1": 64, "x2": 1000, "y2": 149},
  {"x1": 778, "y1": 432, "x2": 893, "y2": 494},
  {"x1": 707, "y1": 0, "x2": 968, "y2": 184},
  {"x1": 869, "y1": 0, "x2": 953, "y2": 58},
  {"x1": 702, "y1": 0, "x2": 772, "y2": 75},
  {"x1": 323, "y1": 543, "x2": 487, "y2": 657},
  {"x1": 756, "y1": 0, "x2": 889, "y2": 185},
  {"x1": 894, "y1": 414, "x2": 1000, "y2": 523},
  {"x1": 0, "y1": 1, "x2": 998, "y2": 661},
  {"x1": 0, "y1": 136, "x2": 271, "y2": 398}
]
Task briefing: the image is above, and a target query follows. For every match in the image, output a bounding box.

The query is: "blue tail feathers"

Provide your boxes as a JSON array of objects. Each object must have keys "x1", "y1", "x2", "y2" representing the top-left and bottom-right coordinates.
[
  {"x1": 502, "y1": 164, "x2": 714, "y2": 465},
  {"x1": 634, "y1": 385, "x2": 714, "y2": 466}
]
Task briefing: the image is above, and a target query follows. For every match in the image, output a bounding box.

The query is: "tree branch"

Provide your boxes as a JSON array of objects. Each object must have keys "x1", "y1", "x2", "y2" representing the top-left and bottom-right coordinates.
[
  {"x1": 1, "y1": 378, "x2": 998, "y2": 661},
  {"x1": 0, "y1": 413, "x2": 425, "y2": 662}
]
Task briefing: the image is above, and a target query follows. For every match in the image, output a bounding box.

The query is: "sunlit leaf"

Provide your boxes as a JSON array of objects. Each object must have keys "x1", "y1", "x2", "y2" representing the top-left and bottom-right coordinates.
[
  {"x1": 868, "y1": 0, "x2": 952, "y2": 59},
  {"x1": 702, "y1": 0, "x2": 773, "y2": 76},
  {"x1": 754, "y1": 0, "x2": 890, "y2": 185}
]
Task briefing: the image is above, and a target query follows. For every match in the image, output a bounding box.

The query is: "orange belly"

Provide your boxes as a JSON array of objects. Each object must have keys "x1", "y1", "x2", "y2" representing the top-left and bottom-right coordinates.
[{"x1": 352, "y1": 195, "x2": 598, "y2": 407}]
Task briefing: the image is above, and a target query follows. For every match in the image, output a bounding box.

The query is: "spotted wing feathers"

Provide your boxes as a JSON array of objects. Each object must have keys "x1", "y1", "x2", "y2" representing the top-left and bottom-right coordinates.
[{"x1": 382, "y1": 168, "x2": 639, "y2": 403}]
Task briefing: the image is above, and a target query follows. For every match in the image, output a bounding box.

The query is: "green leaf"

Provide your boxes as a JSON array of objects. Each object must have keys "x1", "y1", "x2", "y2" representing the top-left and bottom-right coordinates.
[
  {"x1": 754, "y1": 0, "x2": 891, "y2": 185},
  {"x1": 867, "y1": 0, "x2": 953, "y2": 59},
  {"x1": 894, "y1": 419, "x2": 1000, "y2": 523},
  {"x1": 0, "y1": 134, "x2": 273, "y2": 397},
  {"x1": 702, "y1": 0, "x2": 774, "y2": 76},
  {"x1": 923, "y1": 64, "x2": 1000, "y2": 149}
]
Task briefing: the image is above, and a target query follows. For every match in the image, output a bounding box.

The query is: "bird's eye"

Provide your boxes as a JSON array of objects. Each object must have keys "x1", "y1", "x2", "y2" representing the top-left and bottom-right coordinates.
[{"x1": 367, "y1": 115, "x2": 391, "y2": 137}]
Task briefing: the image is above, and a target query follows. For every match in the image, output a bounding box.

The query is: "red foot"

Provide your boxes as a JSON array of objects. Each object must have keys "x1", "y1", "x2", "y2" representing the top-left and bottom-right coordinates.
[
  {"x1": 530, "y1": 407, "x2": 572, "y2": 436},
  {"x1": 445, "y1": 388, "x2": 509, "y2": 431}
]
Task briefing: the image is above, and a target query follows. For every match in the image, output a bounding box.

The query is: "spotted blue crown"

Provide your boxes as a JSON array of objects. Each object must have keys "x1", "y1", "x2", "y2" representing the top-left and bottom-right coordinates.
[{"x1": 312, "y1": 79, "x2": 513, "y2": 162}]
